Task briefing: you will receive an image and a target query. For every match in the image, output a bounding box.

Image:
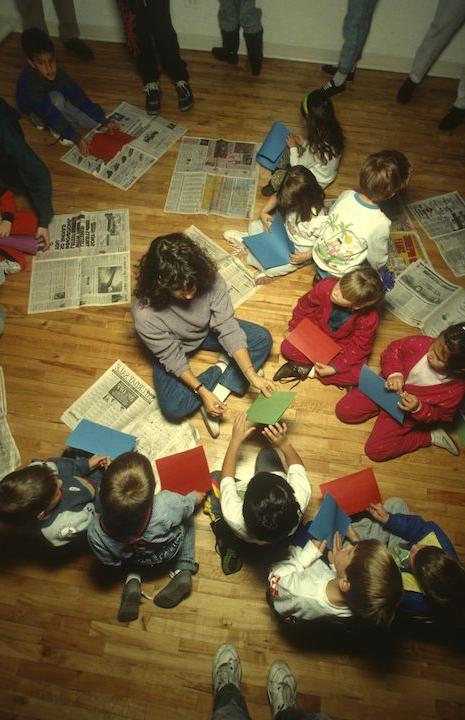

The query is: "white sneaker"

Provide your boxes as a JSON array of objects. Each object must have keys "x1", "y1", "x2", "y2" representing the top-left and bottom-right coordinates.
[
  {"x1": 213, "y1": 644, "x2": 241, "y2": 695},
  {"x1": 223, "y1": 230, "x2": 246, "y2": 248},
  {"x1": 50, "y1": 130, "x2": 74, "y2": 146},
  {"x1": 200, "y1": 405, "x2": 220, "y2": 439},
  {"x1": 431, "y1": 428, "x2": 459, "y2": 456},
  {"x1": 267, "y1": 660, "x2": 297, "y2": 718}
]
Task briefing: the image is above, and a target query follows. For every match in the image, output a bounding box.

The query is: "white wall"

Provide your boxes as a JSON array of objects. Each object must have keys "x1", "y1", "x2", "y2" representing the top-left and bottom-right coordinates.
[{"x1": 1, "y1": 0, "x2": 464, "y2": 78}]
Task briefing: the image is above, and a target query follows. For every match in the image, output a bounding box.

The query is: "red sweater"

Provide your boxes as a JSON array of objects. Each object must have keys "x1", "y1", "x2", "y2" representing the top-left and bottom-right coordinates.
[{"x1": 380, "y1": 335, "x2": 465, "y2": 424}]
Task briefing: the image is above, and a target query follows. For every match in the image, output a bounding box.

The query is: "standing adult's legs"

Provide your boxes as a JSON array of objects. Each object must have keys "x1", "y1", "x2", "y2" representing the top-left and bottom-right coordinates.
[
  {"x1": 15, "y1": 0, "x2": 47, "y2": 32},
  {"x1": 438, "y1": 64, "x2": 465, "y2": 130},
  {"x1": 409, "y1": 0, "x2": 465, "y2": 83},
  {"x1": 51, "y1": 0, "x2": 79, "y2": 42},
  {"x1": 338, "y1": 0, "x2": 380, "y2": 73}
]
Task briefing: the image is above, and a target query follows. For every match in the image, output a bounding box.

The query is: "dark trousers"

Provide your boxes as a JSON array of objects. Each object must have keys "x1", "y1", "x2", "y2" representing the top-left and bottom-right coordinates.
[{"x1": 212, "y1": 684, "x2": 330, "y2": 720}]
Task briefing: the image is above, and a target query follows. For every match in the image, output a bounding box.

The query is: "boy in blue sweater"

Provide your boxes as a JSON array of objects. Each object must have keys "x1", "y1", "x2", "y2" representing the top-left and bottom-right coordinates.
[
  {"x1": 16, "y1": 28, "x2": 111, "y2": 155},
  {"x1": 351, "y1": 498, "x2": 465, "y2": 624}
]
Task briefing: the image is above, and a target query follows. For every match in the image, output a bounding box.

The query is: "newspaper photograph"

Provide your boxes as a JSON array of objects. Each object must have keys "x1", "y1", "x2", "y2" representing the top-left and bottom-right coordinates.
[
  {"x1": 61, "y1": 102, "x2": 186, "y2": 191},
  {"x1": 384, "y1": 260, "x2": 465, "y2": 334},
  {"x1": 165, "y1": 137, "x2": 259, "y2": 218},
  {"x1": 28, "y1": 209, "x2": 130, "y2": 314},
  {"x1": 0, "y1": 367, "x2": 21, "y2": 477},
  {"x1": 61, "y1": 360, "x2": 198, "y2": 462},
  {"x1": 408, "y1": 192, "x2": 465, "y2": 277},
  {"x1": 185, "y1": 225, "x2": 256, "y2": 308},
  {"x1": 387, "y1": 230, "x2": 430, "y2": 276}
]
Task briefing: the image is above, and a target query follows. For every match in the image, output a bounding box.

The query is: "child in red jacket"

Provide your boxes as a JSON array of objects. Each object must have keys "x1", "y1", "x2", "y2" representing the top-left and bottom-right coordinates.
[
  {"x1": 274, "y1": 267, "x2": 384, "y2": 386},
  {"x1": 336, "y1": 323, "x2": 465, "y2": 461}
]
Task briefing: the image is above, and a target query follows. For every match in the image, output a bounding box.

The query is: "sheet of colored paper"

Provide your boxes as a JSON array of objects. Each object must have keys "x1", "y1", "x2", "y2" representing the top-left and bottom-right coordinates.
[
  {"x1": 286, "y1": 318, "x2": 341, "y2": 364},
  {"x1": 246, "y1": 391, "x2": 295, "y2": 424},
  {"x1": 66, "y1": 419, "x2": 136, "y2": 459},
  {"x1": 257, "y1": 121, "x2": 290, "y2": 170},
  {"x1": 88, "y1": 128, "x2": 135, "y2": 163},
  {"x1": 156, "y1": 445, "x2": 212, "y2": 494},
  {"x1": 320, "y1": 468, "x2": 381, "y2": 515},
  {"x1": 0, "y1": 234, "x2": 38, "y2": 254},
  {"x1": 243, "y1": 212, "x2": 295, "y2": 269},
  {"x1": 308, "y1": 493, "x2": 350, "y2": 550},
  {"x1": 359, "y1": 365, "x2": 404, "y2": 423}
]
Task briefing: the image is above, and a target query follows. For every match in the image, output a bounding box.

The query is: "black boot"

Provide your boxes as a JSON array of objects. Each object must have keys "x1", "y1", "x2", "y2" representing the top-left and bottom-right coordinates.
[
  {"x1": 244, "y1": 30, "x2": 263, "y2": 76},
  {"x1": 212, "y1": 29, "x2": 239, "y2": 65}
]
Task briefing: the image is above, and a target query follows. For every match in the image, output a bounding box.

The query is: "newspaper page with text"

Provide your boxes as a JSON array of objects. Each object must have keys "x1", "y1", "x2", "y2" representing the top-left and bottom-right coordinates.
[
  {"x1": 28, "y1": 209, "x2": 131, "y2": 313},
  {"x1": 0, "y1": 367, "x2": 21, "y2": 477},
  {"x1": 61, "y1": 102, "x2": 186, "y2": 191},
  {"x1": 165, "y1": 137, "x2": 259, "y2": 218}
]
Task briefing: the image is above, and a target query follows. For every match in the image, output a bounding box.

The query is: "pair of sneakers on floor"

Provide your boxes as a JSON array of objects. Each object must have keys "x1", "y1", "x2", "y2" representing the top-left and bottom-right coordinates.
[
  {"x1": 117, "y1": 566, "x2": 198, "y2": 622},
  {"x1": 144, "y1": 79, "x2": 193, "y2": 115}
]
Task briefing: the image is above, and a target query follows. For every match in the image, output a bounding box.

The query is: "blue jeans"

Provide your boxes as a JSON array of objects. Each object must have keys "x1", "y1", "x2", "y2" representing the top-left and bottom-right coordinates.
[
  {"x1": 338, "y1": 0, "x2": 379, "y2": 73},
  {"x1": 212, "y1": 685, "x2": 330, "y2": 720},
  {"x1": 30, "y1": 91, "x2": 100, "y2": 132},
  {"x1": 173, "y1": 515, "x2": 197, "y2": 573},
  {"x1": 153, "y1": 320, "x2": 272, "y2": 420}
]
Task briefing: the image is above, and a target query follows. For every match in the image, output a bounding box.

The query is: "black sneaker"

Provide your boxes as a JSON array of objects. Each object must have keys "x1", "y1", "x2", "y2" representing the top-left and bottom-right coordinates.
[
  {"x1": 144, "y1": 81, "x2": 162, "y2": 116},
  {"x1": 175, "y1": 81, "x2": 193, "y2": 112},
  {"x1": 322, "y1": 78, "x2": 346, "y2": 97},
  {"x1": 63, "y1": 38, "x2": 94, "y2": 61},
  {"x1": 397, "y1": 77, "x2": 418, "y2": 104},
  {"x1": 321, "y1": 64, "x2": 355, "y2": 81},
  {"x1": 439, "y1": 106, "x2": 465, "y2": 132}
]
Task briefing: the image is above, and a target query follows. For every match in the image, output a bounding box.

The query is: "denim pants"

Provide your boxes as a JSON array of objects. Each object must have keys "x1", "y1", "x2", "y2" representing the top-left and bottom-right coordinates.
[
  {"x1": 212, "y1": 684, "x2": 330, "y2": 720},
  {"x1": 218, "y1": 0, "x2": 263, "y2": 33},
  {"x1": 338, "y1": 0, "x2": 379, "y2": 73},
  {"x1": 30, "y1": 91, "x2": 100, "y2": 133},
  {"x1": 153, "y1": 320, "x2": 272, "y2": 420},
  {"x1": 173, "y1": 515, "x2": 197, "y2": 574}
]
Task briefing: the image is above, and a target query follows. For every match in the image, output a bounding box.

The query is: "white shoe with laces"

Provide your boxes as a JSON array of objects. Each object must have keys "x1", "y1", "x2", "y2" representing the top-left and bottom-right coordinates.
[
  {"x1": 267, "y1": 660, "x2": 297, "y2": 718},
  {"x1": 430, "y1": 428, "x2": 459, "y2": 456},
  {"x1": 213, "y1": 644, "x2": 241, "y2": 695},
  {"x1": 200, "y1": 405, "x2": 220, "y2": 439}
]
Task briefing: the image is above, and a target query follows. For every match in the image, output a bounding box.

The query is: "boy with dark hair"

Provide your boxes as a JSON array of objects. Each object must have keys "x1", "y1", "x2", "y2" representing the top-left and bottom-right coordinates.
[
  {"x1": 87, "y1": 451, "x2": 205, "y2": 622},
  {"x1": 268, "y1": 531, "x2": 402, "y2": 627},
  {"x1": 355, "y1": 498, "x2": 465, "y2": 623},
  {"x1": 0, "y1": 454, "x2": 108, "y2": 547},
  {"x1": 312, "y1": 149, "x2": 410, "y2": 278},
  {"x1": 16, "y1": 28, "x2": 110, "y2": 153},
  {"x1": 216, "y1": 413, "x2": 311, "y2": 545}
]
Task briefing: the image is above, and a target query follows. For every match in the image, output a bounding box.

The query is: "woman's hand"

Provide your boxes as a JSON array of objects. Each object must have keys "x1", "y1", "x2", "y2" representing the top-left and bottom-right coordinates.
[
  {"x1": 262, "y1": 421, "x2": 289, "y2": 448},
  {"x1": 260, "y1": 211, "x2": 274, "y2": 232},
  {"x1": 36, "y1": 227, "x2": 50, "y2": 250},
  {"x1": 199, "y1": 387, "x2": 227, "y2": 417},
  {"x1": 231, "y1": 411, "x2": 256, "y2": 444},
  {"x1": 385, "y1": 374, "x2": 404, "y2": 392},
  {"x1": 314, "y1": 362, "x2": 336, "y2": 378},
  {"x1": 249, "y1": 372, "x2": 276, "y2": 397},
  {"x1": 367, "y1": 503, "x2": 389, "y2": 524},
  {"x1": 398, "y1": 391, "x2": 420, "y2": 413},
  {"x1": 0, "y1": 219, "x2": 12, "y2": 237}
]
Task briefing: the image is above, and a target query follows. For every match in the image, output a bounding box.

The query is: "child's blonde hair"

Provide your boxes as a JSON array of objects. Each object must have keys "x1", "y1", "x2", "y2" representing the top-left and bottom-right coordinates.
[
  {"x1": 100, "y1": 452, "x2": 154, "y2": 530},
  {"x1": 339, "y1": 267, "x2": 384, "y2": 310},
  {"x1": 343, "y1": 539, "x2": 402, "y2": 627},
  {"x1": 359, "y1": 150, "x2": 410, "y2": 204}
]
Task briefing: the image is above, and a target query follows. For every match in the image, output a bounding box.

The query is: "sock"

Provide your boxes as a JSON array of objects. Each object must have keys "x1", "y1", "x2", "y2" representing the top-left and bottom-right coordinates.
[
  {"x1": 213, "y1": 383, "x2": 230, "y2": 403},
  {"x1": 125, "y1": 572, "x2": 141, "y2": 584},
  {"x1": 332, "y1": 70, "x2": 348, "y2": 86},
  {"x1": 215, "y1": 360, "x2": 228, "y2": 373}
]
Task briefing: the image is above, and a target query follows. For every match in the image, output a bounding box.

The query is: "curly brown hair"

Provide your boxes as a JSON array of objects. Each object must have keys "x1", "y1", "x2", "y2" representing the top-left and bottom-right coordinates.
[{"x1": 135, "y1": 233, "x2": 217, "y2": 310}]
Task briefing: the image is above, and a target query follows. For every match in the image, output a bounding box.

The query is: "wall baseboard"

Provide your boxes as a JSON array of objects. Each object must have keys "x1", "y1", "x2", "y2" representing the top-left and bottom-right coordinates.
[{"x1": 1, "y1": 17, "x2": 461, "y2": 80}]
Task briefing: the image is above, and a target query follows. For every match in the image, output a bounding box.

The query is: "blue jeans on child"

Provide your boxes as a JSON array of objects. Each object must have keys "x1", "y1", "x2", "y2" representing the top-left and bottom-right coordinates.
[
  {"x1": 212, "y1": 684, "x2": 330, "y2": 720},
  {"x1": 153, "y1": 320, "x2": 272, "y2": 419},
  {"x1": 173, "y1": 515, "x2": 197, "y2": 574},
  {"x1": 30, "y1": 91, "x2": 100, "y2": 132}
]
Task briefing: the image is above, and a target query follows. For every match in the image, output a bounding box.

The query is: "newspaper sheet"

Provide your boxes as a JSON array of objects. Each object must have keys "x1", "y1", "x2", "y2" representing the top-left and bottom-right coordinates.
[
  {"x1": 61, "y1": 102, "x2": 186, "y2": 191},
  {"x1": 61, "y1": 360, "x2": 198, "y2": 462},
  {"x1": 384, "y1": 260, "x2": 465, "y2": 335},
  {"x1": 0, "y1": 367, "x2": 21, "y2": 477},
  {"x1": 165, "y1": 137, "x2": 259, "y2": 218},
  {"x1": 408, "y1": 192, "x2": 465, "y2": 277},
  {"x1": 184, "y1": 225, "x2": 256, "y2": 308},
  {"x1": 28, "y1": 209, "x2": 130, "y2": 314}
]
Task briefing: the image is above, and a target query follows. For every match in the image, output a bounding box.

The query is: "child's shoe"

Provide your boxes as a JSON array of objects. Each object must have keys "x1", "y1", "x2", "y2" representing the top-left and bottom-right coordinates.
[
  {"x1": 397, "y1": 77, "x2": 418, "y2": 104},
  {"x1": 244, "y1": 31, "x2": 263, "y2": 75},
  {"x1": 144, "y1": 81, "x2": 162, "y2": 116},
  {"x1": 154, "y1": 568, "x2": 196, "y2": 608},
  {"x1": 49, "y1": 130, "x2": 74, "y2": 146},
  {"x1": 117, "y1": 573, "x2": 142, "y2": 622},
  {"x1": 212, "y1": 29, "x2": 240, "y2": 65},
  {"x1": 267, "y1": 660, "x2": 297, "y2": 719},
  {"x1": 431, "y1": 428, "x2": 459, "y2": 456},
  {"x1": 213, "y1": 644, "x2": 241, "y2": 695},
  {"x1": 175, "y1": 81, "x2": 193, "y2": 112}
]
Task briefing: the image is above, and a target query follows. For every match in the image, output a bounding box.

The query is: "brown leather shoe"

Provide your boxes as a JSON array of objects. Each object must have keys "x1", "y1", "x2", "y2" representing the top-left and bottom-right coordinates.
[{"x1": 273, "y1": 361, "x2": 312, "y2": 382}]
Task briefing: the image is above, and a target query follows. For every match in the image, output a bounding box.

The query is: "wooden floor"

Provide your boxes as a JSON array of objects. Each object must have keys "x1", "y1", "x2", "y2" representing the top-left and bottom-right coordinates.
[{"x1": 1, "y1": 33, "x2": 465, "y2": 720}]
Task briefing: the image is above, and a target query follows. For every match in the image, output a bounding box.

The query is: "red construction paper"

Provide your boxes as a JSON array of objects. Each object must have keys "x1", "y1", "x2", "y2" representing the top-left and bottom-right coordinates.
[
  {"x1": 320, "y1": 468, "x2": 381, "y2": 515},
  {"x1": 88, "y1": 128, "x2": 135, "y2": 163},
  {"x1": 287, "y1": 318, "x2": 341, "y2": 364},
  {"x1": 156, "y1": 445, "x2": 212, "y2": 495}
]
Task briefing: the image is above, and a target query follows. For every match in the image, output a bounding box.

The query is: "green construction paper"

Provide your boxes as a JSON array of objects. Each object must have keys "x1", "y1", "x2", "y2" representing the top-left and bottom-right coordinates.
[{"x1": 246, "y1": 391, "x2": 296, "y2": 424}]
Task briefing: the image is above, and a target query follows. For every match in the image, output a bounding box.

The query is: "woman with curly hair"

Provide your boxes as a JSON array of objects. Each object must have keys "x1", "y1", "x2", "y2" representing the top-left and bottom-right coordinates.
[{"x1": 132, "y1": 233, "x2": 274, "y2": 437}]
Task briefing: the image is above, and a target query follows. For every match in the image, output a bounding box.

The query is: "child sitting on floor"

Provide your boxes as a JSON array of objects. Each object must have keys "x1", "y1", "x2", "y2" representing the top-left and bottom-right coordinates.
[
  {"x1": 16, "y1": 28, "x2": 112, "y2": 155},
  {"x1": 268, "y1": 530, "x2": 402, "y2": 626},
  {"x1": 336, "y1": 323, "x2": 465, "y2": 461},
  {"x1": 262, "y1": 89, "x2": 344, "y2": 196},
  {"x1": 0, "y1": 454, "x2": 108, "y2": 547},
  {"x1": 350, "y1": 498, "x2": 465, "y2": 624},
  {"x1": 211, "y1": 413, "x2": 311, "y2": 552},
  {"x1": 225, "y1": 166, "x2": 325, "y2": 284},
  {"x1": 273, "y1": 267, "x2": 384, "y2": 384},
  {"x1": 312, "y1": 150, "x2": 410, "y2": 278},
  {"x1": 87, "y1": 451, "x2": 205, "y2": 622}
]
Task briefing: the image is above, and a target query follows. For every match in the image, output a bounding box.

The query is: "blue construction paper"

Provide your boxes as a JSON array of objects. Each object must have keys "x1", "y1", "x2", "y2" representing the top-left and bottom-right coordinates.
[
  {"x1": 66, "y1": 419, "x2": 136, "y2": 459},
  {"x1": 243, "y1": 212, "x2": 295, "y2": 269},
  {"x1": 308, "y1": 494, "x2": 351, "y2": 550},
  {"x1": 359, "y1": 365, "x2": 405, "y2": 424},
  {"x1": 257, "y1": 121, "x2": 290, "y2": 170}
]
